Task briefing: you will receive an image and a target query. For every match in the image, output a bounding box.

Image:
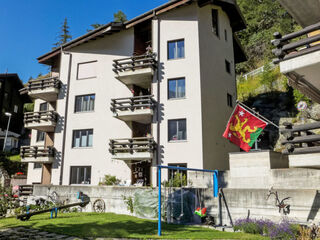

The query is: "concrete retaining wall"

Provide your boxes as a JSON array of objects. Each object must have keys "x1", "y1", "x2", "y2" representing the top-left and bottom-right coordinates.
[{"x1": 33, "y1": 185, "x2": 320, "y2": 225}]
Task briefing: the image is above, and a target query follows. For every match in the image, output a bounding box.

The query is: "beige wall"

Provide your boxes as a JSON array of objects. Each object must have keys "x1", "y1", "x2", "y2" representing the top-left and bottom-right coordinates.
[
  {"x1": 198, "y1": 5, "x2": 239, "y2": 171},
  {"x1": 27, "y1": 2, "x2": 241, "y2": 186},
  {"x1": 152, "y1": 3, "x2": 204, "y2": 175},
  {"x1": 60, "y1": 29, "x2": 134, "y2": 185}
]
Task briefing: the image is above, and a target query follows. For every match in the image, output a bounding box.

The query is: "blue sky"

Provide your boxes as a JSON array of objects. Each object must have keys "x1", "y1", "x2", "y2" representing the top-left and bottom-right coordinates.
[{"x1": 0, "y1": 0, "x2": 168, "y2": 83}]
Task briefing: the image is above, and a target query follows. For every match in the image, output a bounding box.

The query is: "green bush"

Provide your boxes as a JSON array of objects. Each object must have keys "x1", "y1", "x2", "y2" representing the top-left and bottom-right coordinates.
[
  {"x1": 102, "y1": 174, "x2": 120, "y2": 186},
  {"x1": 162, "y1": 172, "x2": 189, "y2": 187},
  {"x1": 23, "y1": 103, "x2": 34, "y2": 113}
]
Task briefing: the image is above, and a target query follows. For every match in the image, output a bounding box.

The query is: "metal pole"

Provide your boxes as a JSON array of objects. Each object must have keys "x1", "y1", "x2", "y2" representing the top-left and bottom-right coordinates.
[
  {"x1": 3, "y1": 114, "x2": 11, "y2": 151},
  {"x1": 158, "y1": 166, "x2": 161, "y2": 236}
]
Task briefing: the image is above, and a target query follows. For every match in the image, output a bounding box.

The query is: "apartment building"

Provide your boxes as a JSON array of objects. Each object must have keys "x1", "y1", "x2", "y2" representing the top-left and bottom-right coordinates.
[
  {"x1": 0, "y1": 73, "x2": 31, "y2": 151},
  {"x1": 21, "y1": 0, "x2": 246, "y2": 186}
]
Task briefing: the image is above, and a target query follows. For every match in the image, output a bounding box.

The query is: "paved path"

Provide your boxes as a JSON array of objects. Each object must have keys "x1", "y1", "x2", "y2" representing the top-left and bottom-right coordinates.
[{"x1": 0, "y1": 227, "x2": 84, "y2": 239}]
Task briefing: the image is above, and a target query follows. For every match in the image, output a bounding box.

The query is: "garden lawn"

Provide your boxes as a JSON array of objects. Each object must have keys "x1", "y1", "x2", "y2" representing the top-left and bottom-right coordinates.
[{"x1": 0, "y1": 212, "x2": 267, "y2": 239}]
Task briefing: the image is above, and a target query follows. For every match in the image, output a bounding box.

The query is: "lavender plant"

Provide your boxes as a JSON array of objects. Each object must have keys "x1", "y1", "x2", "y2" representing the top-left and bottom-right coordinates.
[{"x1": 234, "y1": 218, "x2": 299, "y2": 239}]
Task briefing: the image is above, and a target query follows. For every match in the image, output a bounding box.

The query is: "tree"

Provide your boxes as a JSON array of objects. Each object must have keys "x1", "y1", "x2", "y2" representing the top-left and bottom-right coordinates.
[
  {"x1": 53, "y1": 18, "x2": 72, "y2": 48},
  {"x1": 236, "y1": 0, "x2": 298, "y2": 73},
  {"x1": 87, "y1": 23, "x2": 104, "y2": 32},
  {"x1": 113, "y1": 10, "x2": 127, "y2": 23}
]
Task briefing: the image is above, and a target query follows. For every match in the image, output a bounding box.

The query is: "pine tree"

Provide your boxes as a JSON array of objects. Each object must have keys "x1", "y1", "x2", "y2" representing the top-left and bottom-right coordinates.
[
  {"x1": 113, "y1": 10, "x2": 127, "y2": 23},
  {"x1": 53, "y1": 18, "x2": 72, "y2": 48},
  {"x1": 87, "y1": 23, "x2": 104, "y2": 32}
]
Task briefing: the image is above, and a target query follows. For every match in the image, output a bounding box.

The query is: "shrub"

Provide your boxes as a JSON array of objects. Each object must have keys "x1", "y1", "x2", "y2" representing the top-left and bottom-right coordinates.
[
  {"x1": 162, "y1": 172, "x2": 189, "y2": 187},
  {"x1": 102, "y1": 174, "x2": 120, "y2": 186},
  {"x1": 234, "y1": 218, "x2": 298, "y2": 239}
]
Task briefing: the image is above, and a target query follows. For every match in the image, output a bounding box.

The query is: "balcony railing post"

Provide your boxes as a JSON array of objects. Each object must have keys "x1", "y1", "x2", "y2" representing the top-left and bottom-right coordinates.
[
  {"x1": 34, "y1": 146, "x2": 38, "y2": 159},
  {"x1": 129, "y1": 139, "x2": 133, "y2": 154},
  {"x1": 130, "y1": 98, "x2": 135, "y2": 111}
]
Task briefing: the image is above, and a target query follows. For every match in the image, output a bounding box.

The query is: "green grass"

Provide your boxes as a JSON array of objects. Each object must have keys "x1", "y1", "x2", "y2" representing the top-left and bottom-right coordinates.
[{"x1": 0, "y1": 212, "x2": 267, "y2": 239}]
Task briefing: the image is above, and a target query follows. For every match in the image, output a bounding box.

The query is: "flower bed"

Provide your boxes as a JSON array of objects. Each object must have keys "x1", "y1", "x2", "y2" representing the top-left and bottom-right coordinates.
[{"x1": 234, "y1": 218, "x2": 299, "y2": 239}]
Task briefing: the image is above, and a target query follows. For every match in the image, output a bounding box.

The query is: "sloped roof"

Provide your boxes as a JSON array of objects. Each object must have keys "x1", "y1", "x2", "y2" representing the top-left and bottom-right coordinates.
[{"x1": 38, "y1": 0, "x2": 246, "y2": 65}]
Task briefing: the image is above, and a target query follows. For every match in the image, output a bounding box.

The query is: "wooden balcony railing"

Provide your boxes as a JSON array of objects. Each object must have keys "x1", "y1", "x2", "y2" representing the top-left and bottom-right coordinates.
[
  {"x1": 112, "y1": 53, "x2": 157, "y2": 74},
  {"x1": 272, "y1": 22, "x2": 320, "y2": 64},
  {"x1": 20, "y1": 146, "x2": 55, "y2": 159},
  {"x1": 24, "y1": 110, "x2": 58, "y2": 124},
  {"x1": 109, "y1": 137, "x2": 156, "y2": 155},
  {"x1": 281, "y1": 122, "x2": 320, "y2": 154},
  {"x1": 110, "y1": 95, "x2": 155, "y2": 113},
  {"x1": 20, "y1": 77, "x2": 61, "y2": 94}
]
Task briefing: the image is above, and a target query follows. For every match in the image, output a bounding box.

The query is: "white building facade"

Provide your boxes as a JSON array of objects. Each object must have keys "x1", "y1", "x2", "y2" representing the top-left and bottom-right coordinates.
[{"x1": 21, "y1": 0, "x2": 246, "y2": 186}]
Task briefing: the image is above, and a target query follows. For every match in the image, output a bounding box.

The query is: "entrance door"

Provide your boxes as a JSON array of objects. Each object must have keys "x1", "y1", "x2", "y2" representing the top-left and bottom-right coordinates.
[
  {"x1": 41, "y1": 163, "x2": 52, "y2": 184},
  {"x1": 131, "y1": 161, "x2": 150, "y2": 186}
]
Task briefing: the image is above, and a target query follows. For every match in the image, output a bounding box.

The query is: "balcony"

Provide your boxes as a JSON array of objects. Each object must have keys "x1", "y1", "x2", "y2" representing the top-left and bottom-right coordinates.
[
  {"x1": 24, "y1": 110, "x2": 58, "y2": 132},
  {"x1": 109, "y1": 137, "x2": 156, "y2": 162},
  {"x1": 272, "y1": 22, "x2": 320, "y2": 103},
  {"x1": 20, "y1": 146, "x2": 55, "y2": 163},
  {"x1": 113, "y1": 53, "x2": 157, "y2": 88},
  {"x1": 281, "y1": 122, "x2": 320, "y2": 168},
  {"x1": 111, "y1": 95, "x2": 155, "y2": 123},
  {"x1": 20, "y1": 77, "x2": 61, "y2": 102}
]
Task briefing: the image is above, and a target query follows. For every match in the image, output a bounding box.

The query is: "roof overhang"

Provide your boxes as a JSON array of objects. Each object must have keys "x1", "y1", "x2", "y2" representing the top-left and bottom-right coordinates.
[
  {"x1": 198, "y1": 0, "x2": 246, "y2": 32},
  {"x1": 37, "y1": 22, "x2": 124, "y2": 65},
  {"x1": 278, "y1": 0, "x2": 320, "y2": 28},
  {"x1": 233, "y1": 35, "x2": 247, "y2": 63},
  {"x1": 0, "y1": 73, "x2": 24, "y2": 89},
  {"x1": 38, "y1": 0, "x2": 246, "y2": 65}
]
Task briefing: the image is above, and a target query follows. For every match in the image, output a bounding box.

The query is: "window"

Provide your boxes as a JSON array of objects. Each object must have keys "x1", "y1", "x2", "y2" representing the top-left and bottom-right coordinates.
[
  {"x1": 168, "y1": 78, "x2": 185, "y2": 99},
  {"x1": 39, "y1": 102, "x2": 48, "y2": 111},
  {"x1": 36, "y1": 131, "x2": 45, "y2": 142},
  {"x1": 34, "y1": 163, "x2": 42, "y2": 169},
  {"x1": 75, "y1": 94, "x2": 95, "y2": 113},
  {"x1": 224, "y1": 29, "x2": 228, "y2": 42},
  {"x1": 227, "y1": 93, "x2": 233, "y2": 107},
  {"x1": 168, "y1": 163, "x2": 187, "y2": 182},
  {"x1": 14, "y1": 105, "x2": 18, "y2": 113},
  {"x1": 72, "y1": 129, "x2": 93, "y2": 148},
  {"x1": 212, "y1": 9, "x2": 219, "y2": 37},
  {"x1": 168, "y1": 119, "x2": 187, "y2": 141},
  {"x1": 70, "y1": 166, "x2": 91, "y2": 184},
  {"x1": 77, "y1": 61, "x2": 97, "y2": 80},
  {"x1": 225, "y1": 60, "x2": 231, "y2": 74},
  {"x1": 168, "y1": 39, "x2": 185, "y2": 60}
]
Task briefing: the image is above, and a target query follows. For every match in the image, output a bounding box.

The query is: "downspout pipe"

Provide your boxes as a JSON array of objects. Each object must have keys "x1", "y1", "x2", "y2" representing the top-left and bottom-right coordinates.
[
  {"x1": 155, "y1": 11, "x2": 161, "y2": 186},
  {"x1": 59, "y1": 50, "x2": 72, "y2": 185}
]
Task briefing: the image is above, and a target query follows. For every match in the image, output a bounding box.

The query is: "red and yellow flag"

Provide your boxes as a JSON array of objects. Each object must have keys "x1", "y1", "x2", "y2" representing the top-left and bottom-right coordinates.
[{"x1": 223, "y1": 104, "x2": 267, "y2": 152}]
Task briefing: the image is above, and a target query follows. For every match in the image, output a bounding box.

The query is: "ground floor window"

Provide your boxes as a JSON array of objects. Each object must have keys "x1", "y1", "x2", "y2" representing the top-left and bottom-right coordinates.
[
  {"x1": 70, "y1": 166, "x2": 91, "y2": 184},
  {"x1": 34, "y1": 163, "x2": 42, "y2": 169},
  {"x1": 168, "y1": 163, "x2": 187, "y2": 185}
]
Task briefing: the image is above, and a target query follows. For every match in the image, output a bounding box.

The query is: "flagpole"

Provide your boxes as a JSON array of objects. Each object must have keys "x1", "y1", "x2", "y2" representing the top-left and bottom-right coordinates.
[{"x1": 237, "y1": 101, "x2": 279, "y2": 129}]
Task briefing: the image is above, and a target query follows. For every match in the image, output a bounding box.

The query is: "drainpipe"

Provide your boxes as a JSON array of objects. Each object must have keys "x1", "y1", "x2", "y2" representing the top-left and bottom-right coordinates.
[
  {"x1": 155, "y1": 11, "x2": 161, "y2": 185},
  {"x1": 59, "y1": 51, "x2": 72, "y2": 185}
]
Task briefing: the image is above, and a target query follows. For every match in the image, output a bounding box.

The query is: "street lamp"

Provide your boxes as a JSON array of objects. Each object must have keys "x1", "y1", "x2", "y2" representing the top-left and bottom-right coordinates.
[{"x1": 3, "y1": 112, "x2": 12, "y2": 152}]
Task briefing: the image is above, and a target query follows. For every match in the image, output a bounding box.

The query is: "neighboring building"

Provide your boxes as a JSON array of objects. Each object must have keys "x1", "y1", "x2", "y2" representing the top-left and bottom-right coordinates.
[
  {"x1": 21, "y1": 0, "x2": 247, "y2": 185},
  {"x1": 0, "y1": 73, "x2": 31, "y2": 151},
  {"x1": 272, "y1": 0, "x2": 320, "y2": 167}
]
